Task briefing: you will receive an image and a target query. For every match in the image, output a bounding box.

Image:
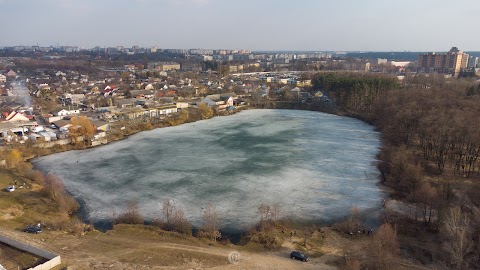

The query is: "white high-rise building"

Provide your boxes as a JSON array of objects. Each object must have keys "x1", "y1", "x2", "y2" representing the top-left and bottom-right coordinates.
[{"x1": 467, "y1": 56, "x2": 479, "y2": 68}]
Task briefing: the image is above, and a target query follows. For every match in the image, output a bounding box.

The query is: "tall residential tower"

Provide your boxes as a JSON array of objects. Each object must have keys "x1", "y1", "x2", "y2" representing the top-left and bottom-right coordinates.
[{"x1": 418, "y1": 47, "x2": 469, "y2": 77}]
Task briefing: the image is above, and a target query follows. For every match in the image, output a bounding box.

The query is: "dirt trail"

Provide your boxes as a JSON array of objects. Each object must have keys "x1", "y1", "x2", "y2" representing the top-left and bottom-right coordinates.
[{"x1": 0, "y1": 226, "x2": 338, "y2": 270}]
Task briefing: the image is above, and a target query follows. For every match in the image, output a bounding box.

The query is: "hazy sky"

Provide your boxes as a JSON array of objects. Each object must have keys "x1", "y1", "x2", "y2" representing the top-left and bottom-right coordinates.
[{"x1": 0, "y1": 0, "x2": 479, "y2": 51}]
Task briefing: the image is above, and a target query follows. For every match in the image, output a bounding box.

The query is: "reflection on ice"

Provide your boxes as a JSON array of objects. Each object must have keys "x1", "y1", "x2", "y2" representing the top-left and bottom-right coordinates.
[{"x1": 33, "y1": 109, "x2": 385, "y2": 229}]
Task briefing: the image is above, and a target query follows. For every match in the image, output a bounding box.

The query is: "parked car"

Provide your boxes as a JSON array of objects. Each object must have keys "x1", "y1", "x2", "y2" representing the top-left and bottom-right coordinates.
[
  {"x1": 6, "y1": 185, "x2": 15, "y2": 192},
  {"x1": 290, "y1": 251, "x2": 309, "y2": 261},
  {"x1": 24, "y1": 226, "x2": 42, "y2": 234}
]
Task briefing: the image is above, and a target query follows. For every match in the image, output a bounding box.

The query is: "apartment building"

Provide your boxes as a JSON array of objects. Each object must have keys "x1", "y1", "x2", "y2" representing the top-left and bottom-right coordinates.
[
  {"x1": 147, "y1": 62, "x2": 181, "y2": 71},
  {"x1": 418, "y1": 47, "x2": 469, "y2": 77}
]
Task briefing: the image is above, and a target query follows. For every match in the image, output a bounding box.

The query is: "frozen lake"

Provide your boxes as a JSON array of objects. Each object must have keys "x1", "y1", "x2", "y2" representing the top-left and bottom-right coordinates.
[{"x1": 33, "y1": 109, "x2": 385, "y2": 229}]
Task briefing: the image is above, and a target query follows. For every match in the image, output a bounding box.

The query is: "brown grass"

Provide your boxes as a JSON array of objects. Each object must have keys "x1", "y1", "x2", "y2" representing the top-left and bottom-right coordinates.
[
  {"x1": 0, "y1": 242, "x2": 47, "y2": 270},
  {"x1": 0, "y1": 169, "x2": 71, "y2": 230},
  {"x1": 119, "y1": 247, "x2": 226, "y2": 268}
]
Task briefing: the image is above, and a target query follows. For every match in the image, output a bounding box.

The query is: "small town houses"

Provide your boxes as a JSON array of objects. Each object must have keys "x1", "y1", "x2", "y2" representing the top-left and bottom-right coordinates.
[
  {"x1": 0, "y1": 54, "x2": 302, "y2": 146},
  {"x1": 115, "y1": 104, "x2": 178, "y2": 120},
  {"x1": 200, "y1": 92, "x2": 237, "y2": 111}
]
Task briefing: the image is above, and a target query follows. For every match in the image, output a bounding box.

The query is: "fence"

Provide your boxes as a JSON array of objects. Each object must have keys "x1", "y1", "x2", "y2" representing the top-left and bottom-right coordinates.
[{"x1": 0, "y1": 233, "x2": 61, "y2": 270}]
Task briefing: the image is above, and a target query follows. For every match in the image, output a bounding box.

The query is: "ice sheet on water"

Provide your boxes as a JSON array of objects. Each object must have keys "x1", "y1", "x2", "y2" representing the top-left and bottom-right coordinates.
[{"x1": 33, "y1": 109, "x2": 386, "y2": 229}]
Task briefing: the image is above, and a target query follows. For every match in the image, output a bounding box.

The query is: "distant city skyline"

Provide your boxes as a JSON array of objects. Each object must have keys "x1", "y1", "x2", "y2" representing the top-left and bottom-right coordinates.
[{"x1": 0, "y1": 0, "x2": 479, "y2": 51}]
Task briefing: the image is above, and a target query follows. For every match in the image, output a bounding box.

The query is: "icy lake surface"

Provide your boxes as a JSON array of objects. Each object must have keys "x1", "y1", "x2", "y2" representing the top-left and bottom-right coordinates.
[{"x1": 33, "y1": 109, "x2": 385, "y2": 229}]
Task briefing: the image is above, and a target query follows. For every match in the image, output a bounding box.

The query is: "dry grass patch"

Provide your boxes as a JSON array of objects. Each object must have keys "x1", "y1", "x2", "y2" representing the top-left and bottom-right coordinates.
[
  {"x1": 111, "y1": 224, "x2": 205, "y2": 246},
  {"x1": 0, "y1": 170, "x2": 70, "y2": 229},
  {"x1": 119, "y1": 247, "x2": 227, "y2": 268},
  {"x1": 0, "y1": 242, "x2": 47, "y2": 270},
  {"x1": 0, "y1": 204, "x2": 24, "y2": 220}
]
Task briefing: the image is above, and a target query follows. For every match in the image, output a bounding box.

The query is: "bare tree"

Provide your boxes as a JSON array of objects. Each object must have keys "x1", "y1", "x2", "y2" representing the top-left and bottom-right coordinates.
[
  {"x1": 202, "y1": 203, "x2": 221, "y2": 242},
  {"x1": 257, "y1": 203, "x2": 271, "y2": 222},
  {"x1": 43, "y1": 173, "x2": 66, "y2": 202},
  {"x1": 369, "y1": 223, "x2": 400, "y2": 270},
  {"x1": 157, "y1": 199, "x2": 192, "y2": 235},
  {"x1": 171, "y1": 207, "x2": 192, "y2": 236},
  {"x1": 271, "y1": 203, "x2": 282, "y2": 223},
  {"x1": 162, "y1": 199, "x2": 175, "y2": 226},
  {"x1": 442, "y1": 207, "x2": 473, "y2": 269},
  {"x1": 410, "y1": 183, "x2": 439, "y2": 226}
]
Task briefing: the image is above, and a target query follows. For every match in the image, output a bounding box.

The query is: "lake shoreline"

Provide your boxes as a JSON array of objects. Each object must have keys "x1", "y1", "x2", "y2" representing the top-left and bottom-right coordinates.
[{"x1": 33, "y1": 109, "x2": 385, "y2": 235}]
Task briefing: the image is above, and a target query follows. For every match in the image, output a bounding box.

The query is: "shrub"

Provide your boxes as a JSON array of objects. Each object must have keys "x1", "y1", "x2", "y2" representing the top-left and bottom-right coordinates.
[
  {"x1": 27, "y1": 170, "x2": 46, "y2": 185},
  {"x1": 115, "y1": 200, "x2": 144, "y2": 225},
  {"x1": 42, "y1": 173, "x2": 79, "y2": 215}
]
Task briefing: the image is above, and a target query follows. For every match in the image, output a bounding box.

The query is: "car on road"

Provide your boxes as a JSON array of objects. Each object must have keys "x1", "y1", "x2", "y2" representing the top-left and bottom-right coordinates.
[
  {"x1": 290, "y1": 251, "x2": 309, "y2": 261},
  {"x1": 5, "y1": 185, "x2": 15, "y2": 192},
  {"x1": 24, "y1": 226, "x2": 42, "y2": 234}
]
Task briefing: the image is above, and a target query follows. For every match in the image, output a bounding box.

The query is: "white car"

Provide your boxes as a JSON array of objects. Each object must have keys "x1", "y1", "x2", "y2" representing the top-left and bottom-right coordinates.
[
  {"x1": 30, "y1": 126, "x2": 45, "y2": 133},
  {"x1": 6, "y1": 185, "x2": 15, "y2": 192}
]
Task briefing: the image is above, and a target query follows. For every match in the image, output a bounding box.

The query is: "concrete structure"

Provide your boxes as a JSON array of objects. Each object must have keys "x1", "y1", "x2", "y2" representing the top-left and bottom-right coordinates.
[
  {"x1": 418, "y1": 47, "x2": 469, "y2": 77},
  {"x1": 60, "y1": 93, "x2": 85, "y2": 105},
  {"x1": 51, "y1": 119, "x2": 71, "y2": 131},
  {"x1": 375, "y1": 58, "x2": 388, "y2": 65},
  {"x1": 53, "y1": 109, "x2": 80, "y2": 117},
  {"x1": 200, "y1": 97, "x2": 220, "y2": 107},
  {"x1": 0, "y1": 121, "x2": 20, "y2": 141},
  {"x1": 118, "y1": 104, "x2": 178, "y2": 119},
  {"x1": 116, "y1": 98, "x2": 137, "y2": 108},
  {"x1": 279, "y1": 78, "x2": 289, "y2": 84},
  {"x1": 0, "y1": 232, "x2": 61, "y2": 270},
  {"x1": 147, "y1": 62, "x2": 181, "y2": 71},
  {"x1": 0, "y1": 74, "x2": 6, "y2": 82},
  {"x1": 467, "y1": 56, "x2": 479, "y2": 68},
  {"x1": 156, "y1": 104, "x2": 177, "y2": 115},
  {"x1": 201, "y1": 93, "x2": 236, "y2": 109},
  {"x1": 128, "y1": 90, "x2": 156, "y2": 99},
  {"x1": 389, "y1": 61, "x2": 413, "y2": 68},
  {"x1": 342, "y1": 62, "x2": 370, "y2": 71},
  {"x1": 175, "y1": 102, "x2": 189, "y2": 109}
]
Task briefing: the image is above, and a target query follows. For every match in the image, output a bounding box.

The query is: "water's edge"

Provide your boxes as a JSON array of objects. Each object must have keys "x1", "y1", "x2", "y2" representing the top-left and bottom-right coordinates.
[{"x1": 32, "y1": 109, "x2": 386, "y2": 236}]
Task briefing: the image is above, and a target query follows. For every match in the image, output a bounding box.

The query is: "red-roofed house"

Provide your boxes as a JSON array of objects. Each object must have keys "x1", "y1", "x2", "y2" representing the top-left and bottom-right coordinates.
[
  {"x1": 4, "y1": 70, "x2": 17, "y2": 77},
  {"x1": 5, "y1": 111, "x2": 30, "y2": 122}
]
